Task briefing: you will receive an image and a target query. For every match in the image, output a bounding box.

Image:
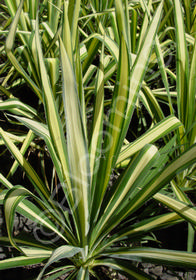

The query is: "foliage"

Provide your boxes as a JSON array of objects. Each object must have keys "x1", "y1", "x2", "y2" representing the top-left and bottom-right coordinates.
[{"x1": 0, "y1": 0, "x2": 196, "y2": 279}]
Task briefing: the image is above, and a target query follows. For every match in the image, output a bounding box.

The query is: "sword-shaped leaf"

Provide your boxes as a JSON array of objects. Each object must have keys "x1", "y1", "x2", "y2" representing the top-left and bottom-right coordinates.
[
  {"x1": 37, "y1": 245, "x2": 83, "y2": 280},
  {"x1": 89, "y1": 42, "x2": 104, "y2": 200},
  {"x1": 115, "y1": 144, "x2": 196, "y2": 223},
  {"x1": 154, "y1": 192, "x2": 196, "y2": 226},
  {"x1": 48, "y1": 0, "x2": 62, "y2": 33},
  {"x1": 68, "y1": 0, "x2": 81, "y2": 50},
  {"x1": 91, "y1": 34, "x2": 130, "y2": 222},
  {"x1": 0, "y1": 98, "x2": 38, "y2": 119},
  {"x1": 94, "y1": 258, "x2": 154, "y2": 280},
  {"x1": 103, "y1": 248, "x2": 196, "y2": 268},
  {"x1": 124, "y1": 1, "x2": 163, "y2": 125},
  {"x1": 91, "y1": 144, "x2": 159, "y2": 245},
  {"x1": 188, "y1": 39, "x2": 196, "y2": 145},
  {"x1": 117, "y1": 116, "x2": 181, "y2": 164},
  {"x1": 0, "y1": 255, "x2": 50, "y2": 270},
  {"x1": 60, "y1": 37, "x2": 90, "y2": 247},
  {"x1": 103, "y1": 212, "x2": 182, "y2": 249},
  {"x1": 115, "y1": 0, "x2": 131, "y2": 50},
  {"x1": 4, "y1": 185, "x2": 70, "y2": 253},
  {"x1": 62, "y1": 0, "x2": 73, "y2": 66},
  {"x1": 35, "y1": 13, "x2": 74, "y2": 204},
  {"x1": 0, "y1": 174, "x2": 75, "y2": 245},
  {"x1": 173, "y1": 0, "x2": 189, "y2": 126}
]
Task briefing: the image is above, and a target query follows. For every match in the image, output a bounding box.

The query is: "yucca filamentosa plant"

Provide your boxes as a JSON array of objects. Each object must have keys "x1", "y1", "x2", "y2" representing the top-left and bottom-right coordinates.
[
  {"x1": 138, "y1": 0, "x2": 196, "y2": 252},
  {"x1": 0, "y1": 0, "x2": 196, "y2": 279}
]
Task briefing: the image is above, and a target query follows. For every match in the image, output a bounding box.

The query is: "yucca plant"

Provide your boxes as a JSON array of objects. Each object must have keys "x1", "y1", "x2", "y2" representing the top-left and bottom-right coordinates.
[
  {"x1": 134, "y1": 0, "x2": 196, "y2": 252},
  {"x1": 1, "y1": 0, "x2": 196, "y2": 279},
  {"x1": 162, "y1": 0, "x2": 196, "y2": 253}
]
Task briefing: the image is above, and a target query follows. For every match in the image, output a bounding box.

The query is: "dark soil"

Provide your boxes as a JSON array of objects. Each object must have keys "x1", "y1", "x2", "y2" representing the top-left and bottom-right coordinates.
[
  {"x1": 0, "y1": 262, "x2": 195, "y2": 280},
  {"x1": 0, "y1": 266, "x2": 41, "y2": 280}
]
